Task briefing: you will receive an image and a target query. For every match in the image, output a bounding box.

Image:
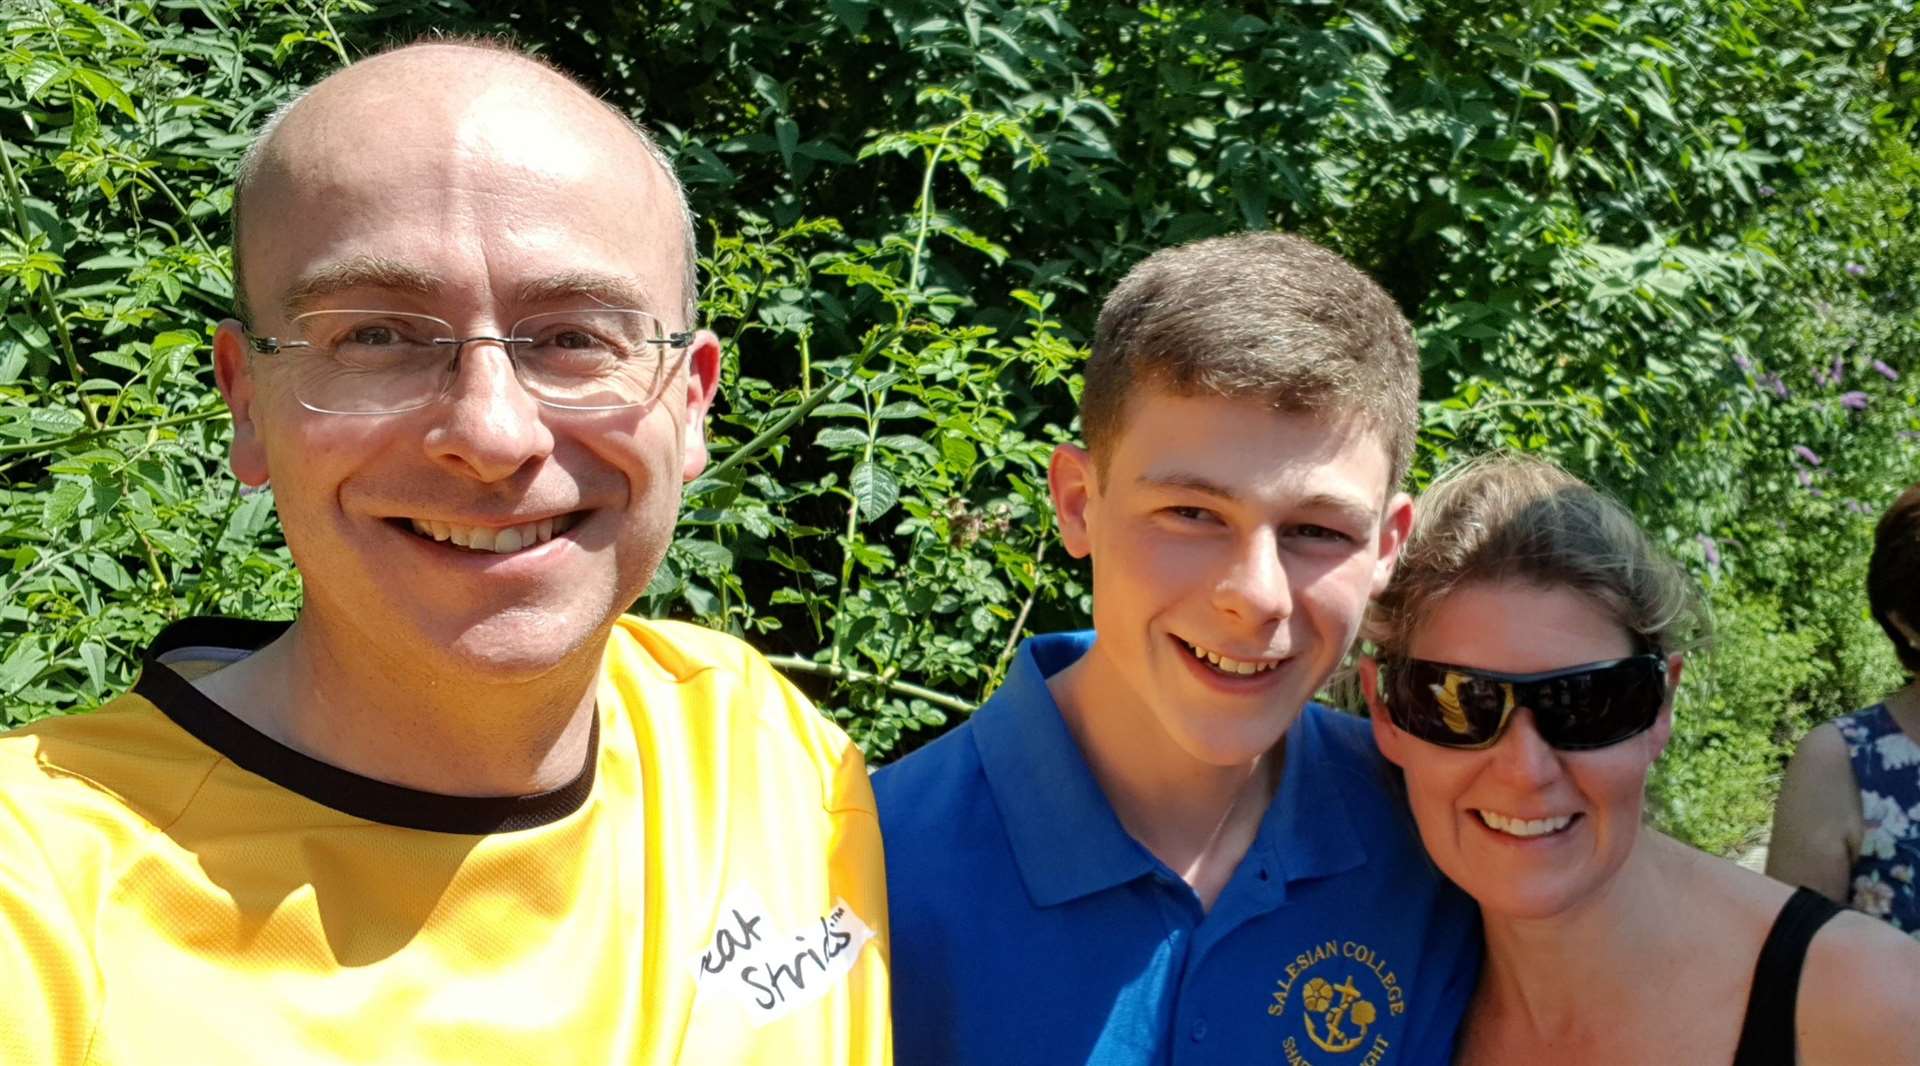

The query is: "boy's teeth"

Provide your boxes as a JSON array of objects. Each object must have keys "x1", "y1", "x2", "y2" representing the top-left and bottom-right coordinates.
[
  {"x1": 407, "y1": 514, "x2": 574, "y2": 555},
  {"x1": 1477, "y1": 811, "x2": 1575, "y2": 838},
  {"x1": 1182, "y1": 639, "x2": 1278, "y2": 676}
]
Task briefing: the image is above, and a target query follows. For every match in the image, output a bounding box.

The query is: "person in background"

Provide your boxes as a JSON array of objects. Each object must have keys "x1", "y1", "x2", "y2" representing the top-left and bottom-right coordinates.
[
  {"x1": 876, "y1": 231, "x2": 1481, "y2": 1065},
  {"x1": 1362, "y1": 454, "x2": 1920, "y2": 1065},
  {"x1": 1770, "y1": 479, "x2": 1920, "y2": 936},
  {"x1": 0, "y1": 39, "x2": 889, "y2": 1064}
]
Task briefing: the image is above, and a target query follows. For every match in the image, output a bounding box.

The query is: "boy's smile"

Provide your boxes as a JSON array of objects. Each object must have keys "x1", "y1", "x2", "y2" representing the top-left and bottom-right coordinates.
[{"x1": 1049, "y1": 389, "x2": 1412, "y2": 770}]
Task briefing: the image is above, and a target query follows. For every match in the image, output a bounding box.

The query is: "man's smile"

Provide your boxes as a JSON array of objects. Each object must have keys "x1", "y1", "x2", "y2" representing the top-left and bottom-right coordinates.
[{"x1": 396, "y1": 512, "x2": 583, "y2": 554}]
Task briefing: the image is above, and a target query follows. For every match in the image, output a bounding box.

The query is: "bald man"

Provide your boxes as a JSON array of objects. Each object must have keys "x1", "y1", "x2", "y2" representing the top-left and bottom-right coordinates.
[{"x1": 0, "y1": 40, "x2": 889, "y2": 1065}]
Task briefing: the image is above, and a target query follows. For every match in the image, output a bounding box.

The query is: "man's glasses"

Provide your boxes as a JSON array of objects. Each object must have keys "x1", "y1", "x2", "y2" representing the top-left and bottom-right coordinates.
[
  {"x1": 244, "y1": 309, "x2": 695, "y2": 415},
  {"x1": 1379, "y1": 655, "x2": 1667, "y2": 751}
]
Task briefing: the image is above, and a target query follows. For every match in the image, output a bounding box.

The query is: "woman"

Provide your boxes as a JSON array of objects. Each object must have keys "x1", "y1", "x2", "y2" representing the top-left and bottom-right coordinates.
[
  {"x1": 1769, "y1": 480, "x2": 1920, "y2": 933},
  {"x1": 1358, "y1": 455, "x2": 1920, "y2": 1064}
]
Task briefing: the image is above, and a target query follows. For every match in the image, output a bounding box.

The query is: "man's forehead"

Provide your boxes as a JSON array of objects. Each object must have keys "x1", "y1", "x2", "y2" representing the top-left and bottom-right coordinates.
[{"x1": 239, "y1": 48, "x2": 679, "y2": 317}]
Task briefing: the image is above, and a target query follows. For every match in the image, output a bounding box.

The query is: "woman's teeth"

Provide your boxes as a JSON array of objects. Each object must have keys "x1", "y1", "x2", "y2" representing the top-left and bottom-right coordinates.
[
  {"x1": 1477, "y1": 810, "x2": 1576, "y2": 838},
  {"x1": 407, "y1": 513, "x2": 578, "y2": 554},
  {"x1": 1181, "y1": 639, "x2": 1280, "y2": 676}
]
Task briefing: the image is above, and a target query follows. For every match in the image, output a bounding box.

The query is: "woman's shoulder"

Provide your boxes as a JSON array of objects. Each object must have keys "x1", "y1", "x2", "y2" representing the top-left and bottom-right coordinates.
[{"x1": 1795, "y1": 908, "x2": 1920, "y2": 1063}]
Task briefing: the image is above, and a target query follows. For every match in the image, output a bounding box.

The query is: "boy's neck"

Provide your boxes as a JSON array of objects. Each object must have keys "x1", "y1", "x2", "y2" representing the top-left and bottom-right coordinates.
[{"x1": 1048, "y1": 643, "x2": 1282, "y2": 912}]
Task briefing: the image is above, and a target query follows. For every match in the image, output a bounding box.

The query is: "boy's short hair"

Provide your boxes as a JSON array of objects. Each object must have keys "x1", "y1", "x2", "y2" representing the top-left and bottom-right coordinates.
[
  {"x1": 1082, "y1": 231, "x2": 1420, "y2": 487},
  {"x1": 1868, "y1": 480, "x2": 1920, "y2": 673}
]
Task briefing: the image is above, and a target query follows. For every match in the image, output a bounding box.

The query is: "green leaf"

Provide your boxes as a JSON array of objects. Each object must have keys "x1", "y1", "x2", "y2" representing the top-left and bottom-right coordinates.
[
  {"x1": 677, "y1": 539, "x2": 734, "y2": 571},
  {"x1": 0, "y1": 637, "x2": 48, "y2": 699},
  {"x1": 849, "y1": 461, "x2": 899, "y2": 522},
  {"x1": 814, "y1": 426, "x2": 870, "y2": 451},
  {"x1": 1534, "y1": 58, "x2": 1602, "y2": 102},
  {"x1": 149, "y1": 330, "x2": 199, "y2": 380},
  {"x1": 775, "y1": 118, "x2": 799, "y2": 172},
  {"x1": 68, "y1": 68, "x2": 139, "y2": 120},
  {"x1": 41, "y1": 480, "x2": 86, "y2": 528}
]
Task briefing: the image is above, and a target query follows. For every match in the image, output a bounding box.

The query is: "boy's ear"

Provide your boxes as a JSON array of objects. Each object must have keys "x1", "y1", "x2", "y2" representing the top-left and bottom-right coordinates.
[
  {"x1": 1370, "y1": 490, "x2": 1415, "y2": 598},
  {"x1": 1049, "y1": 443, "x2": 1097, "y2": 559},
  {"x1": 213, "y1": 320, "x2": 270, "y2": 486},
  {"x1": 1360, "y1": 656, "x2": 1405, "y2": 767}
]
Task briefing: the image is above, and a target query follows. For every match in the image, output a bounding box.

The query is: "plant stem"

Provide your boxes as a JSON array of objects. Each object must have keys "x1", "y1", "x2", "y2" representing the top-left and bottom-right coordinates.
[
  {"x1": 989, "y1": 537, "x2": 1048, "y2": 686},
  {"x1": 907, "y1": 138, "x2": 948, "y2": 293},
  {"x1": 0, "y1": 135, "x2": 100, "y2": 431},
  {"x1": 698, "y1": 325, "x2": 895, "y2": 485},
  {"x1": 765, "y1": 655, "x2": 975, "y2": 715},
  {"x1": 828, "y1": 394, "x2": 878, "y2": 669},
  {"x1": 0, "y1": 406, "x2": 228, "y2": 459}
]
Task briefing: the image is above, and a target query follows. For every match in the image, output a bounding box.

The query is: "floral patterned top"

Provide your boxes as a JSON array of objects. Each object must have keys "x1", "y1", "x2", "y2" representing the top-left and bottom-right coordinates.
[{"x1": 1837, "y1": 704, "x2": 1920, "y2": 937}]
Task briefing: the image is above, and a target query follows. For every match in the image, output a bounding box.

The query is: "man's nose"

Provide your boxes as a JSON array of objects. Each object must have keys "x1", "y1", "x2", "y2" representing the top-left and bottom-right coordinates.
[
  {"x1": 421, "y1": 341, "x2": 556, "y2": 482},
  {"x1": 1212, "y1": 529, "x2": 1293, "y2": 624},
  {"x1": 1488, "y1": 707, "x2": 1562, "y2": 785}
]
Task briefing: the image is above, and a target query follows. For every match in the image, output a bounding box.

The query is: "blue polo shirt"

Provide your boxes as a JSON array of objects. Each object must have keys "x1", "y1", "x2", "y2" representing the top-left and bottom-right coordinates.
[{"x1": 874, "y1": 631, "x2": 1480, "y2": 1066}]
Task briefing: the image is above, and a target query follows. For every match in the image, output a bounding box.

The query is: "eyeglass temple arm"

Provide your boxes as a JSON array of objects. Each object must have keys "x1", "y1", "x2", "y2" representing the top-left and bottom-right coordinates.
[{"x1": 246, "y1": 335, "x2": 313, "y2": 356}]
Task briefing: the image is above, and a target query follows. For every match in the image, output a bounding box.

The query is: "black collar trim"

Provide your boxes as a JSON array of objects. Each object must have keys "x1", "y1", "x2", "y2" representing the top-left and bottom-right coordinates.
[{"x1": 134, "y1": 617, "x2": 597, "y2": 835}]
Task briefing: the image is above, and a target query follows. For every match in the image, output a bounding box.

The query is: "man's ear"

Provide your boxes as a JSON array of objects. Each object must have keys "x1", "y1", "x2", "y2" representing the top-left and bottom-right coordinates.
[
  {"x1": 1370, "y1": 490, "x2": 1414, "y2": 598},
  {"x1": 678, "y1": 329, "x2": 724, "y2": 483},
  {"x1": 213, "y1": 319, "x2": 269, "y2": 486},
  {"x1": 1048, "y1": 443, "x2": 1097, "y2": 559},
  {"x1": 1359, "y1": 656, "x2": 1406, "y2": 767}
]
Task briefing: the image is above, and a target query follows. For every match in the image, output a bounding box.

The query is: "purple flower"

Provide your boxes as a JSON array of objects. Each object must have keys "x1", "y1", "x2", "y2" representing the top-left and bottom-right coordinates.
[
  {"x1": 1845, "y1": 262, "x2": 1867, "y2": 277},
  {"x1": 1761, "y1": 373, "x2": 1789, "y2": 399},
  {"x1": 1734, "y1": 353, "x2": 1753, "y2": 373},
  {"x1": 1810, "y1": 487, "x2": 1826, "y2": 498},
  {"x1": 1874, "y1": 360, "x2": 1900, "y2": 381},
  {"x1": 1793, "y1": 445, "x2": 1823, "y2": 465},
  {"x1": 1841, "y1": 391, "x2": 1870, "y2": 410},
  {"x1": 1759, "y1": 184, "x2": 1776, "y2": 197},
  {"x1": 1797, "y1": 468, "x2": 1814, "y2": 488},
  {"x1": 1696, "y1": 534, "x2": 1721, "y2": 567},
  {"x1": 1832, "y1": 356, "x2": 1845, "y2": 385}
]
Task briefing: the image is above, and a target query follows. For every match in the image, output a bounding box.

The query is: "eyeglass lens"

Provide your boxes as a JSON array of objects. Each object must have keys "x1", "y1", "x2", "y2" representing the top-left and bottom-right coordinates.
[{"x1": 285, "y1": 309, "x2": 673, "y2": 415}]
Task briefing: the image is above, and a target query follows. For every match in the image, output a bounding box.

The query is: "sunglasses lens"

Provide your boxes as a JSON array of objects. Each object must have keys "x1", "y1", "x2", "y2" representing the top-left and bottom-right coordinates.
[
  {"x1": 1388, "y1": 662, "x2": 1514, "y2": 747},
  {"x1": 1528, "y1": 658, "x2": 1664, "y2": 749},
  {"x1": 1386, "y1": 657, "x2": 1665, "y2": 751}
]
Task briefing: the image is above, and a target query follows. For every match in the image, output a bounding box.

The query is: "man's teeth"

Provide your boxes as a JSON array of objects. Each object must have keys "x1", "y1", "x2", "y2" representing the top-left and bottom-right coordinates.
[
  {"x1": 406, "y1": 514, "x2": 577, "y2": 554},
  {"x1": 1477, "y1": 810, "x2": 1575, "y2": 838},
  {"x1": 1181, "y1": 639, "x2": 1280, "y2": 676}
]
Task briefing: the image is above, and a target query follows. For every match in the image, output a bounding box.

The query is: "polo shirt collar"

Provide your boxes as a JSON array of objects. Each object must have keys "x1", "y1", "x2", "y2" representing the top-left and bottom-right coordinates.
[
  {"x1": 972, "y1": 633, "x2": 1372, "y2": 908},
  {"x1": 1244, "y1": 701, "x2": 1370, "y2": 897},
  {"x1": 972, "y1": 632, "x2": 1158, "y2": 908}
]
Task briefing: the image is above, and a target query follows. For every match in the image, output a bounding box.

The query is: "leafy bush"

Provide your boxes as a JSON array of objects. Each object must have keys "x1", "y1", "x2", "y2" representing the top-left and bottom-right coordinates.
[{"x1": 3, "y1": 0, "x2": 1916, "y2": 852}]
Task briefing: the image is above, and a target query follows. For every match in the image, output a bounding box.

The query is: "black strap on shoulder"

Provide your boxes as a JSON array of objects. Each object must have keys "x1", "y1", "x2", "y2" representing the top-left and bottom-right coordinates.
[{"x1": 1731, "y1": 886, "x2": 1844, "y2": 1066}]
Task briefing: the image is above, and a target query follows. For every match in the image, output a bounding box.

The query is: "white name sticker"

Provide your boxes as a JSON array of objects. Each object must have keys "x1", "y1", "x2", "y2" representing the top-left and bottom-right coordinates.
[{"x1": 693, "y1": 887, "x2": 876, "y2": 1025}]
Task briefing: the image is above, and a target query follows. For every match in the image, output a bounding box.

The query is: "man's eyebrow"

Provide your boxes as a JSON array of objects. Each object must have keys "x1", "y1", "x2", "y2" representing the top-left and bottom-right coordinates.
[
  {"x1": 1138, "y1": 472, "x2": 1239, "y2": 500},
  {"x1": 281, "y1": 256, "x2": 444, "y2": 317},
  {"x1": 1138, "y1": 474, "x2": 1379, "y2": 525},
  {"x1": 516, "y1": 270, "x2": 658, "y2": 313}
]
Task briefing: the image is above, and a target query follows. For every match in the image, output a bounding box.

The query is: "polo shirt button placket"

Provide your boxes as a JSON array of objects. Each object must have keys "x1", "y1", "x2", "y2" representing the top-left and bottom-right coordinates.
[{"x1": 1189, "y1": 1017, "x2": 1208, "y2": 1042}]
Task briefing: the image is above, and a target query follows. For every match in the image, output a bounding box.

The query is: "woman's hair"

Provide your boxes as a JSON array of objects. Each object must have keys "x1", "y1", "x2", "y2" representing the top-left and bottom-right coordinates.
[
  {"x1": 1868, "y1": 481, "x2": 1920, "y2": 674},
  {"x1": 1364, "y1": 453, "x2": 1710, "y2": 661}
]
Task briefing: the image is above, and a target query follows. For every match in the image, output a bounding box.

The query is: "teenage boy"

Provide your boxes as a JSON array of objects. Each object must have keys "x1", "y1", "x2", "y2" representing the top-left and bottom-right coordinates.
[{"x1": 875, "y1": 232, "x2": 1479, "y2": 1065}]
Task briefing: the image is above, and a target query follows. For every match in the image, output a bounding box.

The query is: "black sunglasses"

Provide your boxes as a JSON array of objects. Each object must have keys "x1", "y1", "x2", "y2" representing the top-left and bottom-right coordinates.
[{"x1": 1380, "y1": 655, "x2": 1667, "y2": 751}]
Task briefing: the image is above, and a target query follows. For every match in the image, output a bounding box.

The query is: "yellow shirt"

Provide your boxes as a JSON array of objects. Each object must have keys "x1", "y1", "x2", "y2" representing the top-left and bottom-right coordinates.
[{"x1": 0, "y1": 616, "x2": 890, "y2": 1064}]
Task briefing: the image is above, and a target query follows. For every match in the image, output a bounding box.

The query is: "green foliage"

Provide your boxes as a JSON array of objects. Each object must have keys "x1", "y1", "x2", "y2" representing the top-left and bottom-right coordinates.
[{"x1": 2, "y1": 0, "x2": 1917, "y2": 852}]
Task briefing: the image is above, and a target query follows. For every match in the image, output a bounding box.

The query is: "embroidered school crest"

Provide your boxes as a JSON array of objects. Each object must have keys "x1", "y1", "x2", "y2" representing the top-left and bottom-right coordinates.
[{"x1": 1268, "y1": 938, "x2": 1404, "y2": 1063}]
